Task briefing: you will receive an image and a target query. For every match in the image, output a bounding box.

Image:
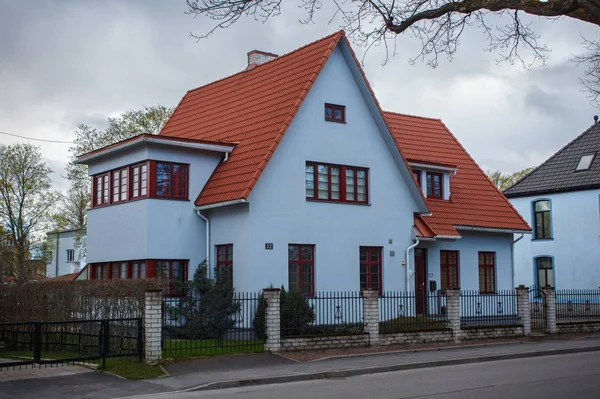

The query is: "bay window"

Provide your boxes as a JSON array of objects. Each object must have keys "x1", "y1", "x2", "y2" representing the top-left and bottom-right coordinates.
[{"x1": 94, "y1": 173, "x2": 109, "y2": 207}]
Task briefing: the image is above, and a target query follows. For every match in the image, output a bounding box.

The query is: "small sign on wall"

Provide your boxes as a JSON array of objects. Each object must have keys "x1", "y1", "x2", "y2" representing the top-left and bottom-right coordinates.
[{"x1": 265, "y1": 243, "x2": 273, "y2": 250}]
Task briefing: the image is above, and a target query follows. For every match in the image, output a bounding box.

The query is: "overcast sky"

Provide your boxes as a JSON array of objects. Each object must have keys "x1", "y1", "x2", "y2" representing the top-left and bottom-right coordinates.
[{"x1": 1, "y1": 0, "x2": 598, "y2": 192}]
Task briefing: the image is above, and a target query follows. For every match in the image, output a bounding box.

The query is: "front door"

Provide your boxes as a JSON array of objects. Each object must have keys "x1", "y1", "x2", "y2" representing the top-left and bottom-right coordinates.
[{"x1": 414, "y1": 248, "x2": 427, "y2": 315}]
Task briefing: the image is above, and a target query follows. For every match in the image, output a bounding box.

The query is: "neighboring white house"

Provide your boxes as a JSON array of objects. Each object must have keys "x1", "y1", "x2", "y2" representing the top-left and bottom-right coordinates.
[
  {"x1": 45, "y1": 229, "x2": 86, "y2": 278},
  {"x1": 504, "y1": 121, "x2": 600, "y2": 289},
  {"x1": 76, "y1": 31, "x2": 530, "y2": 305}
]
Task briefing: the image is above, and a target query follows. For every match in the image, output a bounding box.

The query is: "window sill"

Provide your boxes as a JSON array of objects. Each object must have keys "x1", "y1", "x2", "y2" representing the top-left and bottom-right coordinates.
[
  {"x1": 531, "y1": 238, "x2": 554, "y2": 242},
  {"x1": 324, "y1": 118, "x2": 346, "y2": 124},
  {"x1": 306, "y1": 198, "x2": 370, "y2": 206}
]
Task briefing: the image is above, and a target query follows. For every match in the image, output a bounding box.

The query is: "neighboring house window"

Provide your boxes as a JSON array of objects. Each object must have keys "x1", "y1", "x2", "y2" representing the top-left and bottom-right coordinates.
[
  {"x1": 93, "y1": 264, "x2": 109, "y2": 280},
  {"x1": 359, "y1": 247, "x2": 382, "y2": 294},
  {"x1": 216, "y1": 244, "x2": 233, "y2": 280},
  {"x1": 575, "y1": 153, "x2": 595, "y2": 171},
  {"x1": 426, "y1": 172, "x2": 443, "y2": 199},
  {"x1": 112, "y1": 168, "x2": 128, "y2": 203},
  {"x1": 440, "y1": 250, "x2": 459, "y2": 290},
  {"x1": 131, "y1": 163, "x2": 148, "y2": 199},
  {"x1": 94, "y1": 173, "x2": 110, "y2": 206},
  {"x1": 288, "y1": 244, "x2": 314, "y2": 296},
  {"x1": 478, "y1": 252, "x2": 496, "y2": 294},
  {"x1": 131, "y1": 262, "x2": 146, "y2": 278},
  {"x1": 533, "y1": 200, "x2": 552, "y2": 239},
  {"x1": 155, "y1": 162, "x2": 189, "y2": 199},
  {"x1": 66, "y1": 249, "x2": 75, "y2": 262},
  {"x1": 305, "y1": 162, "x2": 368, "y2": 204},
  {"x1": 412, "y1": 169, "x2": 422, "y2": 188},
  {"x1": 536, "y1": 257, "x2": 554, "y2": 288},
  {"x1": 324, "y1": 103, "x2": 345, "y2": 123}
]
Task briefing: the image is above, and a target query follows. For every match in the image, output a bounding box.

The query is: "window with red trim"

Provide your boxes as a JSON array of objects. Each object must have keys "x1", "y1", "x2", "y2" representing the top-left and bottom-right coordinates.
[
  {"x1": 426, "y1": 172, "x2": 443, "y2": 199},
  {"x1": 478, "y1": 252, "x2": 496, "y2": 294},
  {"x1": 288, "y1": 244, "x2": 314, "y2": 296},
  {"x1": 94, "y1": 174, "x2": 110, "y2": 207},
  {"x1": 359, "y1": 247, "x2": 382, "y2": 294},
  {"x1": 130, "y1": 163, "x2": 148, "y2": 199},
  {"x1": 216, "y1": 244, "x2": 233, "y2": 280},
  {"x1": 440, "y1": 250, "x2": 459, "y2": 290},
  {"x1": 305, "y1": 162, "x2": 368, "y2": 204},
  {"x1": 156, "y1": 260, "x2": 187, "y2": 295},
  {"x1": 324, "y1": 103, "x2": 345, "y2": 123},
  {"x1": 155, "y1": 162, "x2": 188, "y2": 199},
  {"x1": 412, "y1": 169, "x2": 422, "y2": 188},
  {"x1": 131, "y1": 261, "x2": 146, "y2": 278},
  {"x1": 112, "y1": 168, "x2": 128, "y2": 203},
  {"x1": 93, "y1": 263, "x2": 109, "y2": 280}
]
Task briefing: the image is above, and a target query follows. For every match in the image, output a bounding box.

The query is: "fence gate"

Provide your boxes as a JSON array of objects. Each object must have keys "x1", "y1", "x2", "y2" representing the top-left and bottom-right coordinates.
[{"x1": 529, "y1": 288, "x2": 547, "y2": 333}]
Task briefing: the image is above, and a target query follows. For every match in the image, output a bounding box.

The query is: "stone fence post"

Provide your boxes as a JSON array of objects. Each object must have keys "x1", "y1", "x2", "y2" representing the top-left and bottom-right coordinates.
[
  {"x1": 516, "y1": 285, "x2": 531, "y2": 336},
  {"x1": 446, "y1": 289, "x2": 461, "y2": 342},
  {"x1": 361, "y1": 289, "x2": 379, "y2": 346},
  {"x1": 543, "y1": 286, "x2": 557, "y2": 334},
  {"x1": 144, "y1": 289, "x2": 163, "y2": 362},
  {"x1": 263, "y1": 288, "x2": 281, "y2": 353}
]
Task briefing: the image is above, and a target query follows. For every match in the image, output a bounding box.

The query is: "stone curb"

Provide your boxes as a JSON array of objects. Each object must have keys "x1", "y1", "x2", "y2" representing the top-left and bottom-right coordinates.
[{"x1": 182, "y1": 345, "x2": 600, "y2": 392}]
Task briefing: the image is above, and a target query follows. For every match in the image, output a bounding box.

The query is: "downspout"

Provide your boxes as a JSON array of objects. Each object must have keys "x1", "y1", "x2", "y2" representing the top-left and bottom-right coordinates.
[
  {"x1": 195, "y1": 210, "x2": 210, "y2": 279},
  {"x1": 55, "y1": 232, "x2": 60, "y2": 278},
  {"x1": 405, "y1": 239, "x2": 420, "y2": 292},
  {"x1": 511, "y1": 233, "x2": 524, "y2": 288}
]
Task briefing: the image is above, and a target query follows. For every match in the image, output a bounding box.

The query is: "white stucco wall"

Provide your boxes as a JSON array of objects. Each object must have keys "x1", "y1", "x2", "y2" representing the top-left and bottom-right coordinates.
[
  {"x1": 510, "y1": 189, "x2": 600, "y2": 288},
  {"x1": 86, "y1": 142, "x2": 223, "y2": 275},
  {"x1": 417, "y1": 231, "x2": 515, "y2": 291},
  {"x1": 46, "y1": 230, "x2": 86, "y2": 278}
]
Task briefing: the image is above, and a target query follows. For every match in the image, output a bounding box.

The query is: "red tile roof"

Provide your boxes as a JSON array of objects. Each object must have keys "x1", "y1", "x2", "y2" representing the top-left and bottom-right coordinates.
[
  {"x1": 384, "y1": 112, "x2": 530, "y2": 236},
  {"x1": 160, "y1": 31, "x2": 345, "y2": 206}
]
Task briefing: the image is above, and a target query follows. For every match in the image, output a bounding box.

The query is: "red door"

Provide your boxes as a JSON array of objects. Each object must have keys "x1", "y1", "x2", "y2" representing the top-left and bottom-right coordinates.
[{"x1": 414, "y1": 248, "x2": 427, "y2": 315}]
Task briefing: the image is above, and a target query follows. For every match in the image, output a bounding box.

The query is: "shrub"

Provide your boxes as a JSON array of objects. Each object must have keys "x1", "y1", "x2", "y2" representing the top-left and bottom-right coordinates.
[{"x1": 253, "y1": 286, "x2": 315, "y2": 339}]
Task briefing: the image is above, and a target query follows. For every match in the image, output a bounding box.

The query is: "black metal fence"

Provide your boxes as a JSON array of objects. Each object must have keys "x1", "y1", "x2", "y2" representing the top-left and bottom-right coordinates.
[
  {"x1": 460, "y1": 290, "x2": 519, "y2": 326},
  {"x1": 379, "y1": 291, "x2": 448, "y2": 333},
  {"x1": 162, "y1": 292, "x2": 263, "y2": 357},
  {"x1": 282, "y1": 291, "x2": 364, "y2": 337},
  {"x1": 0, "y1": 318, "x2": 142, "y2": 370},
  {"x1": 556, "y1": 289, "x2": 600, "y2": 322}
]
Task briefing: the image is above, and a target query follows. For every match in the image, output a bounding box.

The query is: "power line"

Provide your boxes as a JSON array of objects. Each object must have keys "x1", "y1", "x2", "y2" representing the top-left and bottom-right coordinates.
[{"x1": 0, "y1": 130, "x2": 74, "y2": 144}]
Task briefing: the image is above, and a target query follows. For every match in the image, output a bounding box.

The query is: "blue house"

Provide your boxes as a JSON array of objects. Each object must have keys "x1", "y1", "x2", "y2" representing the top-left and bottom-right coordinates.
[
  {"x1": 77, "y1": 31, "x2": 530, "y2": 302},
  {"x1": 505, "y1": 121, "x2": 600, "y2": 289}
]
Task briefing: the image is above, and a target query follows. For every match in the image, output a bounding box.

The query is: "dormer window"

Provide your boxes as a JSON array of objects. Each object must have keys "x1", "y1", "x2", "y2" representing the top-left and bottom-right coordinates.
[
  {"x1": 426, "y1": 172, "x2": 443, "y2": 199},
  {"x1": 325, "y1": 103, "x2": 345, "y2": 123},
  {"x1": 576, "y1": 153, "x2": 595, "y2": 171}
]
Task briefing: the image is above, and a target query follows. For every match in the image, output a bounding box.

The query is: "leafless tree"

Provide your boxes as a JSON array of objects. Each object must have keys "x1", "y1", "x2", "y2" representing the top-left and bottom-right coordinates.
[{"x1": 186, "y1": 0, "x2": 600, "y2": 99}]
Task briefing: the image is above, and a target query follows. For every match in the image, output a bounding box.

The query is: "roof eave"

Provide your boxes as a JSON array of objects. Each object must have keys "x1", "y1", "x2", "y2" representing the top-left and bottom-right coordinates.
[
  {"x1": 455, "y1": 225, "x2": 532, "y2": 234},
  {"x1": 194, "y1": 199, "x2": 248, "y2": 211}
]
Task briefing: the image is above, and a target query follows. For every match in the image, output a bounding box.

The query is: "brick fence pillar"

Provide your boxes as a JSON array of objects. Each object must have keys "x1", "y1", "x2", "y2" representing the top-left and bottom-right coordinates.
[
  {"x1": 144, "y1": 289, "x2": 163, "y2": 362},
  {"x1": 446, "y1": 289, "x2": 461, "y2": 343},
  {"x1": 263, "y1": 288, "x2": 281, "y2": 353},
  {"x1": 516, "y1": 285, "x2": 531, "y2": 336},
  {"x1": 543, "y1": 286, "x2": 557, "y2": 334},
  {"x1": 361, "y1": 289, "x2": 379, "y2": 346}
]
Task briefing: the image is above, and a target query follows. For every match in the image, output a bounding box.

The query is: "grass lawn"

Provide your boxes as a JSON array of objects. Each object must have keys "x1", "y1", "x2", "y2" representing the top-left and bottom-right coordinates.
[
  {"x1": 162, "y1": 339, "x2": 264, "y2": 358},
  {"x1": 379, "y1": 316, "x2": 448, "y2": 334},
  {"x1": 98, "y1": 357, "x2": 166, "y2": 380}
]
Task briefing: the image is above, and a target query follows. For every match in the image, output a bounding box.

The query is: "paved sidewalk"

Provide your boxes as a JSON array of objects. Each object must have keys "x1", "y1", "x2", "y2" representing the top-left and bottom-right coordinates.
[{"x1": 143, "y1": 335, "x2": 600, "y2": 393}]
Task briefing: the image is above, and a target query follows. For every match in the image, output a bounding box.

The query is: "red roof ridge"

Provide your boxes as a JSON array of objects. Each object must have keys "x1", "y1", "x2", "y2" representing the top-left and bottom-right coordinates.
[
  {"x1": 383, "y1": 110, "x2": 442, "y2": 122},
  {"x1": 434, "y1": 119, "x2": 531, "y2": 230}
]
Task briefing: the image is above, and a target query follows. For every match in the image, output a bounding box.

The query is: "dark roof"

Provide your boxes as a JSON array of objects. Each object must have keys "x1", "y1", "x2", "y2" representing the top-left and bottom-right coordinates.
[{"x1": 504, "y1": 122, "x2": 600, "y2": 197}]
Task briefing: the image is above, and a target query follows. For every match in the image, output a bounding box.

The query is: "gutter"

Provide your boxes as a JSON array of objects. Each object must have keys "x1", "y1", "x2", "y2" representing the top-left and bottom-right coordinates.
[
  {"x1": 405, "y1": 239, "x2": 420, "y2": 292},
  {"x1": 194, "y1": 199, "x2": 247, "y2": 211},
  {"x1": 455, "y1": 226, "x2": 531, "y2": 235}
]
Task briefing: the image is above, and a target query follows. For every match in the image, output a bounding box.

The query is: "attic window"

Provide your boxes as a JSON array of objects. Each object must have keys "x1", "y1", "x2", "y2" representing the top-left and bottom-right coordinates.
[
  {"x1": 575, "y1": 153, "x2": 595, "y2": 171},
  {"x1": 325, "y1": 104, "x2": 345, "y2": 123}
]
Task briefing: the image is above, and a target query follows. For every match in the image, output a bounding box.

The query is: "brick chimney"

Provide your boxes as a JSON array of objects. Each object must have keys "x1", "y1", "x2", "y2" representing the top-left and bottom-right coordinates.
[{"x1": 246, "y1": 50, "x2": 278, "y2": 70}]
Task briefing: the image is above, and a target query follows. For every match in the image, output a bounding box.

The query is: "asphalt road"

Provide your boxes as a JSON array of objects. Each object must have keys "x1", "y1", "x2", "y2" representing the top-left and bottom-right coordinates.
[{"x1": 127, "y1": 351, "x2": 600, "y2": 399}]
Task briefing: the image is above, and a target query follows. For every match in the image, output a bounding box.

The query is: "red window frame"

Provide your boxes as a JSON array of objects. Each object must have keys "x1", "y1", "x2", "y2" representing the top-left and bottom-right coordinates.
[
  {"x1": 92, "y1": 263, "x2": 109, "y2": 280},
  {"x1": 478, "y1": 252, "x2": 496, "y2": 294},
  {"x1": 426, "y1": 172, "x2": 443, "y2": 199},
  {"x1": 156, "y1": 260, "x2": 188, "y2": 296},
  {"x1": 112, "y1": 168, "x2": 128, "y2": 204},
  {"x1": 359, "y1": 246, "x2": 382, "y2": 295},
  {"x1": 440, "y1": 250, "x2": 459, "y2": 291},
  {"x1": 130, "y1": 163, "x2": 148, "y2": 199},
  {"x1": 324, "y1": 103, "x2": 345, "y2": 123},
  {"x1": 288, "y1": 244, "x2": 314, "y2": 296},
  {"x1": 93, "y1": 173, "x2": 110, "y2": 207},
  {"x1": 131, "y1": 261, "x2": 147, "y2": 279},
  {"x1": 154, "y1": 161, "x2": 189, "y2": 199},
  {"x1": 412, "y1": 169, "x2": 422, "y2": 188},
  {"x1": 216, "y1": 244, "x2": 233, "y2": 280},
  {"x1": 305, "y1": 162, "x2": 368, "y2": 204}
]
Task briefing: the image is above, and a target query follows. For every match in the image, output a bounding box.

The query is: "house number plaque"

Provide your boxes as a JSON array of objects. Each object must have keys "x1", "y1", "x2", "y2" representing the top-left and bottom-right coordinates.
[{"x1": 265, "y1": 243, "x2": 274, "y2": 250}]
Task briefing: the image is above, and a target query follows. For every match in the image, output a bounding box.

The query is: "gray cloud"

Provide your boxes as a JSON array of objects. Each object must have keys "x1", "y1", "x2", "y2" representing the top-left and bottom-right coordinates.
[{"x1": 0, "y1": 0, "x2": 598, "y2": 194}]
